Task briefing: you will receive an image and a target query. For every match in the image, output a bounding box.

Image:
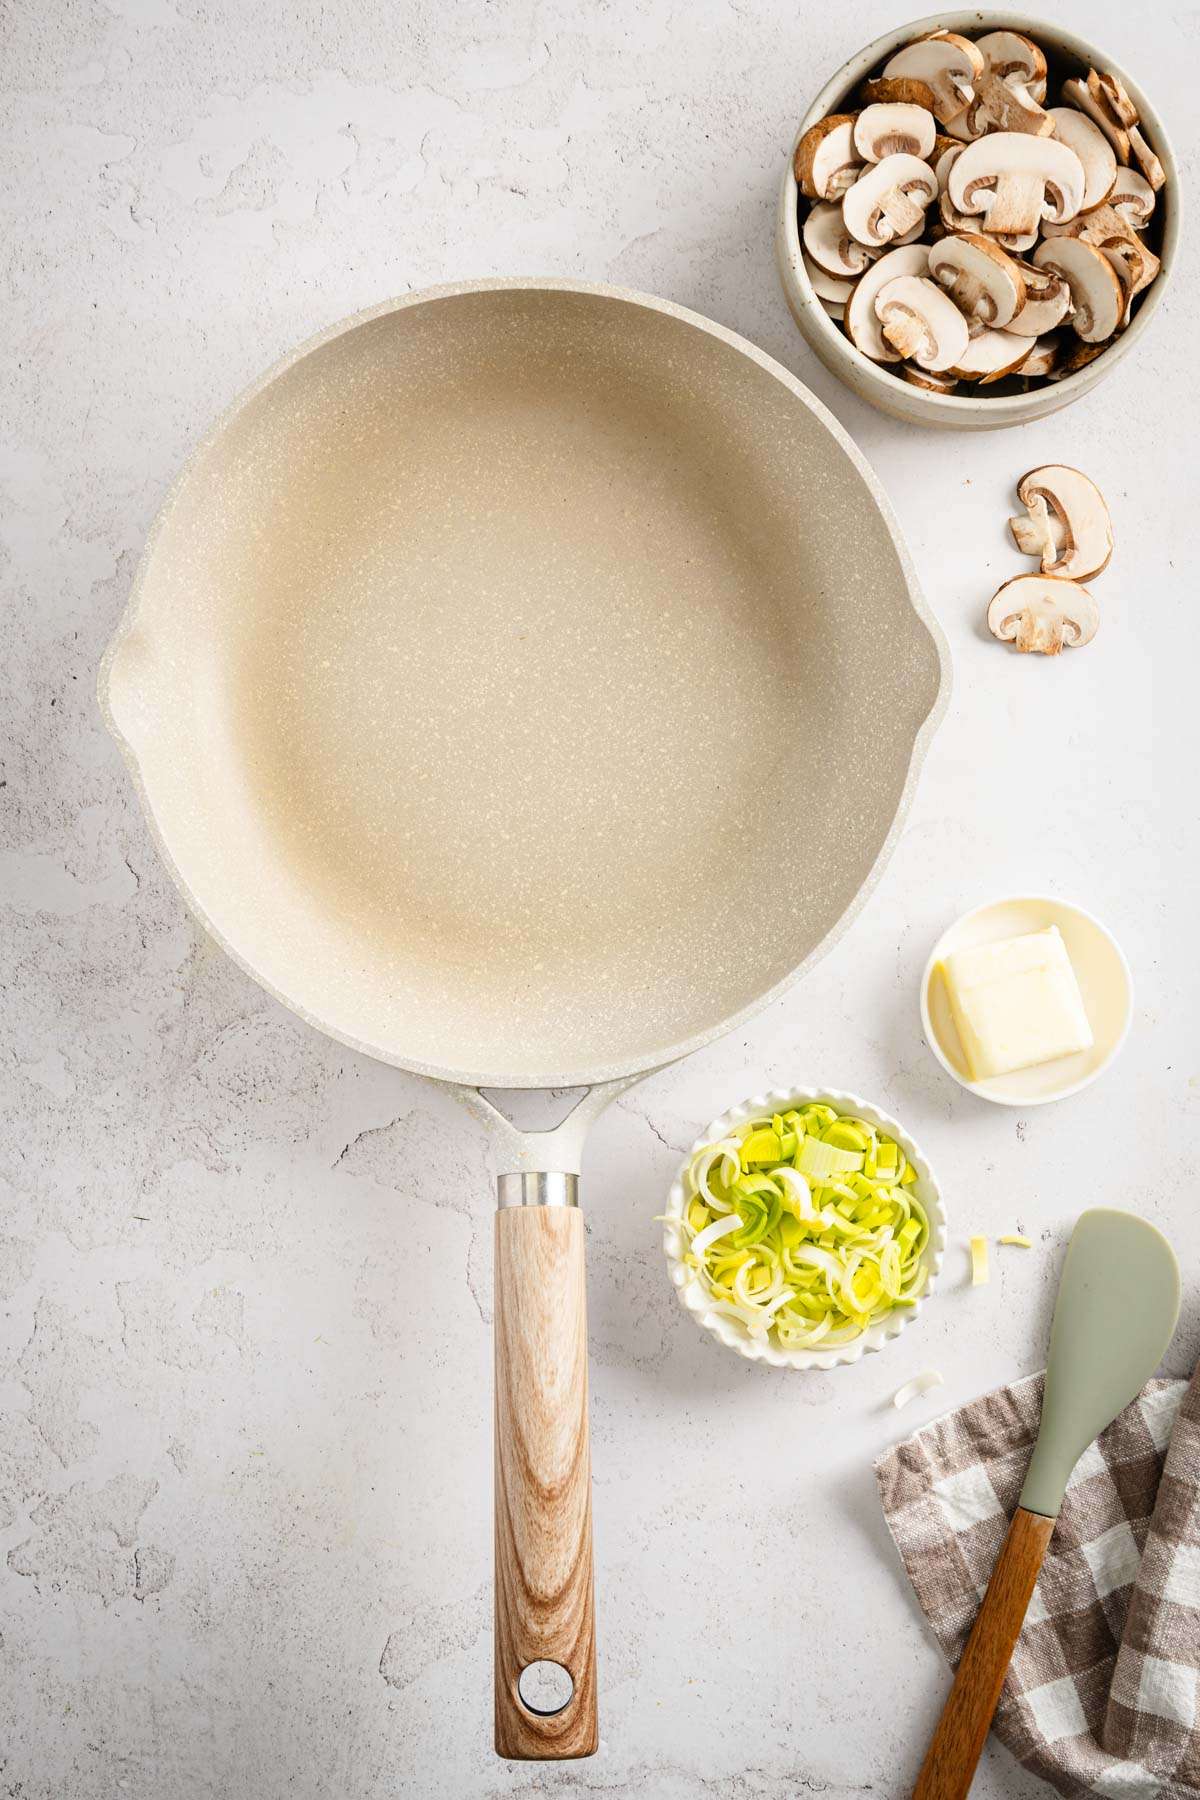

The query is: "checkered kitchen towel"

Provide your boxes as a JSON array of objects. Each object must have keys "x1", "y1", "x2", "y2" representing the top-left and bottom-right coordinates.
[{"x1": 877, "y1": 1364, "x2": 1200, "y2": 1798}]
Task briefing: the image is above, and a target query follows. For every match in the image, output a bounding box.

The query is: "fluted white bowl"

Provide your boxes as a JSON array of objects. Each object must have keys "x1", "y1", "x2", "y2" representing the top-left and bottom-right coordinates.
[{"x1": 662, "y1": 1086, "x2": 946, "y2": 1370}]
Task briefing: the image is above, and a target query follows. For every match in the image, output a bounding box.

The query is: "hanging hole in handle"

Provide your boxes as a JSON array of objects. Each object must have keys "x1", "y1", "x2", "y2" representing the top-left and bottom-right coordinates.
[{"x1": 517, "y1": 1660, "x2": 574, "y2": 1717}]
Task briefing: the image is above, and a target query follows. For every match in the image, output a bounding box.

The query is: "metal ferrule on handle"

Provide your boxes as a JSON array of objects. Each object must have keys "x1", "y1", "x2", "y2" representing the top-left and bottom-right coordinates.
[{"x1": 496, "y1": 1172, "x2": 580, "y2": 1209}]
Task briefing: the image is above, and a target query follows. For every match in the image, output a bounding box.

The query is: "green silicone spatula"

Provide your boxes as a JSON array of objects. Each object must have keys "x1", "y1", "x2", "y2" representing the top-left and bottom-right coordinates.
[{"x1": 913, "y1": 1208, "x2": 1180, "y2": 1800}]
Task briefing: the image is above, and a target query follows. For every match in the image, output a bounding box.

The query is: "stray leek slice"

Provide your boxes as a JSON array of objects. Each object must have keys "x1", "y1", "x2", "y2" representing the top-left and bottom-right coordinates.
[
  {"x1": 971, "y1": 1236, "x2": 990, "y2": 1285},
  {"x1": 1000, "y1": 1234, "x2": 1032, "y2": 1248},
  {"x1": 676, "y1": 1105, "x2": 931, "y2": 1350},
  {"x1": 893, "y1": 1369, "x2": 944, "y2": 1410}
]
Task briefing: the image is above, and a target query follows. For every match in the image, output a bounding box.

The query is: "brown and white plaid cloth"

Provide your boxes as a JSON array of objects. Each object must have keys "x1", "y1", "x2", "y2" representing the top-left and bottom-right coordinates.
[{"x1": 877, "y1": 1364, "x2": 1200, "y2": 1798}]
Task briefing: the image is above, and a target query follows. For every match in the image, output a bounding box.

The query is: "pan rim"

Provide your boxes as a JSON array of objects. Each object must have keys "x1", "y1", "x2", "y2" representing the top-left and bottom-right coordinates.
[{"x1": 98, "y1": 276, "x2": 952, "y2": 1092}]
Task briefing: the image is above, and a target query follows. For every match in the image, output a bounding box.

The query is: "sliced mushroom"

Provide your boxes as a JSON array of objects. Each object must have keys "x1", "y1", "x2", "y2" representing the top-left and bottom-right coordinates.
[
  {"x1": 1008, "y1": 465, "x2": 1113, "y2": 580},
  {"x1": 1016, "y1": 333, "x2": 1064, "y2": 379},
  {"x1": 1069, "y1": 68, "x2": 1164, "y2": 187},
  {"x1": 975, "y1": 30, "x2": 1047, "y2": 102},
  {"x1": 1108, "y1": 165, "x2": 1157, "y2": 229},
  {"x1": 946, "y1": 327, "x2": 1037, "y2": 383},
  {"x1": 881, "y1": 31, "x2": 983, "y2": 125},
  {"x1": 820, "y1": 297, "x2": 846, "y2": 320},
  {"x1": 794, "y1": 114, "x2": 864, "y2": 202},
  {"x1": 957, "y1": 70, "x2": 1054, "y2": 139},
  {"x1": 1093, "y1": 71, "x2": 1140, "y2": 131},
  {"x1": 1031, "y1": 236, "x2": 1124, "y2": 342},
  {"x1": 1128, "y1": 125, "x2": 1166, "y2": 192},
  {"x1": 1085, "y1": 205, "x2": 1160, "y2": 296},
  {"x1": 1047, "y1": 107, "x2": 1117, "y2": 212},
  {"x1": 861, "y1": 74, "x2": 938, "y2": 111},
  {"x1": 853, "y1": 102, "x2": 937, "y2": 162},
  {"x1": 802, "y1": 201, "x2": 877, "y2": 277},
  {"x1": 938, "y1": 183, "x2": 1035, "y2": 251},
  {"x1": 1061, "y1": 75, "x2": 1129, "y2": 162},
  {"x1": 843, "y1": 242, "x2": 930, "y2": 362},
  {"x1": 1048, "y1": 339, "x2": 1108, "y2": 380},
  {"x1": 1042, "y1": 204, "x2": 1160, "y2": 311},
  {"x1": 873, "y1": 274, "x2": 970, "y2": 370},
  {"x1": 1009, "y1": 260, "x2": 1073, "y2": 335},
  {"x1": 948, "y1": 133, "x2": 1086, "y2": 239},
  {"x1": 987, "y1": 575, "x2": 1099, "y2": 654},
  {"x1": 902, "y1": 363, "x2": 959, "y2": 392},
  {"x1": 842, "y1": 154, "x2": 938, "y2": 247},
  {"x1": 928, "y1": 232, "x2": 1026, "y2": 327},
  {"x1": 801, "y1": 251, "x2": 857, "y2": 304}
]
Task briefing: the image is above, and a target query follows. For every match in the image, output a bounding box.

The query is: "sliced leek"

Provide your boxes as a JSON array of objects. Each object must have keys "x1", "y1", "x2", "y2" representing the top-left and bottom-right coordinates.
[
  {"x1": 893, "y1": 1369, "x2": 944, "y2": 1409},
  {"x1": 971, "y1": 1235, "x2": 990, "y2": 1285},
  {"x1": 999, "y1": 1233, "x2": 1032, "y2": 1248},
  {"x1": 677, "y1": 1103, "x2": 931, "y2": 1350}
]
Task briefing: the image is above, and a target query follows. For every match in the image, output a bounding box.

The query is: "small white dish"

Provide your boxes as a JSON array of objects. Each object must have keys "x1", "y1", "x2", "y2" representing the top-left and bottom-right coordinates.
[
  {"x1": 921, "y1": 895, "x2": 1133, "y2": 1107},
  {"x1": 662, "y1": 1086, "x2": 946, "y2": 1371}
]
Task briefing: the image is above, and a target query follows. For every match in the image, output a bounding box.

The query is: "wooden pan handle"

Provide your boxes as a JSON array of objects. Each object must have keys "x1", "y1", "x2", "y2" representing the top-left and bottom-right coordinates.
[
  {"x1": 913, "y1": 1506, "x2": 1055, "y2": 1800},
  {"x1": 494, "y1": 1200, "x2": 597, "y2": 1759}
]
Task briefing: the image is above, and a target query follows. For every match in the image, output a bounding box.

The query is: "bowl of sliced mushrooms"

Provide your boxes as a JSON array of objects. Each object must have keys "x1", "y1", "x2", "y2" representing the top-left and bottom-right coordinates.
[{"x1": 776, "y1": 11, "x2": 1178, "y2": 426}]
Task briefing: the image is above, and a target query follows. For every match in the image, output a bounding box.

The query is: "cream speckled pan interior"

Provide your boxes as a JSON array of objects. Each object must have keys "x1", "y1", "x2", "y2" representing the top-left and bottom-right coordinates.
[
  {"x1": 99, "y1": 278, "x2": 949, "y2": 1759},
  {"x1": 101, "y1": 280, "x2": 948, "y2": 1092}
]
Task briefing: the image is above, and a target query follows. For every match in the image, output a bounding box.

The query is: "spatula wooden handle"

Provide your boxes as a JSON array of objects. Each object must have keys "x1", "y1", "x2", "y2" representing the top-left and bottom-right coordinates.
[
  {"x1": 913, "y1": 1506, "x2": 1055, "y2": 1800},
  {"x1": 494, "y1": 1203, "x2": 597, "y2": 1759}
]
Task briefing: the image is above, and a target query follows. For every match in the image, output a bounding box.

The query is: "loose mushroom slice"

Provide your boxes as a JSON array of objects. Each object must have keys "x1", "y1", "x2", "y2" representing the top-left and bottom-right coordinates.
[
  {"x1": 794, "y1": 114, "x2": 864, "y2": 201},
  {"x1": 820, "y1": 297, "x2": 846, "y2": 320},
  {"x1": 842, "y1": 154, "x2": 938, "y2": 247},
  {"x1": 1017, "y1": 333, "x2": 1064, "y2": 379},
  {"x1": 1048, "y1": 107, "x2": 1117, "y2": 212},
  {"x1": 975, "y1": 30, "x2": 1047, "y2": 102},
  {"x1": 873, "y1": 274, "x2": 970, "y2": 370},
  {"x1": 948, "y1": 133, "x2": 1086, "y2": 238},
  {"x1": 1009, "y1": 465, "x2": 1113, "y2": 580},
  {"x1": 1109, "y1": 165, "x2": 1157, "y2": 229},
  {"x1": 881, "y1": 31, "x2": 983, "y2": 125},
  {"x1": 946, "y1": 327, "x2": 1037, "y2": 383},
  {"x1": 801, "y1": 251, "x2": 857, "y2": 305},
  {"x1": 853, "y1": 102, "x2": 937, "y2": 162},
  {"x1": 902, "y1": 363, "x2": 959, "y2": 392},
  {"x1": 802, "y1": 201, "x2": 877, "y2": 277},
  {"x1": 843, "y1": 242, "x2": 930, "y2": 361},
  {"x1": 1009, "y1": 260, "x2": 1073, "y2": 335},
  {"x1": 928, "y1": 232, "x2": 1026, "y2": 327},
  {"x1": 1032, "y1": 236, "x2": 1124, "y2": 342},
  {"x1": 1061, "y1": 76, "x2": 1130, "y2": 162},
  {"x1": 987, "y1": 575, "x2": 1099, "y2": 655}
]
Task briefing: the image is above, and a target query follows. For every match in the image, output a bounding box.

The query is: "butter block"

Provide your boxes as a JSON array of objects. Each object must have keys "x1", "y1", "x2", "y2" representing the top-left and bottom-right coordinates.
[{"x1": 941, "y1": 925, "x2": 1093, "y2": 1080}]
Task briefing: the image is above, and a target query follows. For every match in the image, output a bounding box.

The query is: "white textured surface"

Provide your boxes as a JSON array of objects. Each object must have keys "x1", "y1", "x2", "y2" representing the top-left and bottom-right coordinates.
[{"x1": 2, "y1": 3, "x2": 1197, "y2": 1797}]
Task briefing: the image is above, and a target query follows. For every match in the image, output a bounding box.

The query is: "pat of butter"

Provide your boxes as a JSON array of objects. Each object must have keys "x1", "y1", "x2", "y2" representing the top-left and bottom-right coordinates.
[{"x1": 941, "y1": 926, "x2": 1093, "y2": 1080}]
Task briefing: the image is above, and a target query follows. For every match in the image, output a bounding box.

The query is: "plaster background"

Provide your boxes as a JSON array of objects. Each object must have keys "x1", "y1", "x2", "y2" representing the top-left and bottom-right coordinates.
[{"x1": 2, "y1": 1, "x2": 1198, "y2": 1795}]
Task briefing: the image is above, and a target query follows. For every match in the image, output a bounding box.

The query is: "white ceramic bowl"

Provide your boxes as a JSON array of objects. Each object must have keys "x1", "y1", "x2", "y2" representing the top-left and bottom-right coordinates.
[
  {"x1": 662, "y1": 1086, "x2": 946, "y2": 1370},
  {"x1": 776, "y1": 10, "x2": 1180, "y2": 429},
  {"x1": 921, "y1": 894, "x2": 1133, "y2": 1105}
]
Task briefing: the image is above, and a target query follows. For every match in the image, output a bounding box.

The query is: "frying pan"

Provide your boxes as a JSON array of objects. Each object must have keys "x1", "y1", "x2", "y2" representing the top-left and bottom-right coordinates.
[{"x1": 99, "y1": 278, "x2": 949, "y2": 1759}]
